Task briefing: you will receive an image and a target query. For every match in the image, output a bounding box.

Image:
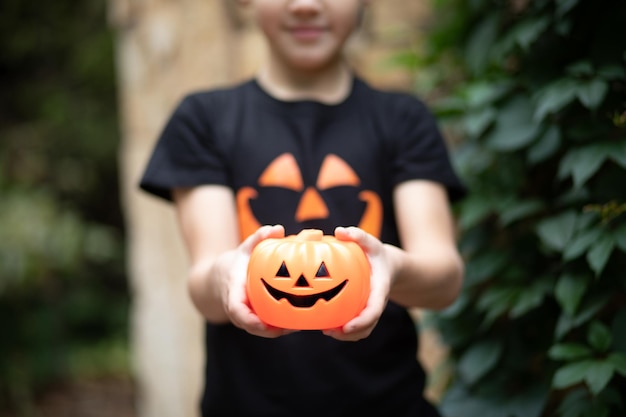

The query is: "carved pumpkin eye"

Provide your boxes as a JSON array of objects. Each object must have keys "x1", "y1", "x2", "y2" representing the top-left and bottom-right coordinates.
[
  {"x1": 315, "y1": 262, "x2": 330, "y2": 278},
  {"x1": 276, "y1": 261, "x2": 290, "y2": 278},
  {"x1": 246, "y1": 229, "x2": 371, "y2": 330}
]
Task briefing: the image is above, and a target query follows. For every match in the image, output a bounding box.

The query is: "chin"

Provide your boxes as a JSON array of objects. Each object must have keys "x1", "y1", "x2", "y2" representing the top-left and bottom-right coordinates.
[
  {"x1": 278, "y1": 47, "x2": 343, "y2": 72},
  {"x1": 292, "y1": 57, "x2": 343, "y2": 73}
]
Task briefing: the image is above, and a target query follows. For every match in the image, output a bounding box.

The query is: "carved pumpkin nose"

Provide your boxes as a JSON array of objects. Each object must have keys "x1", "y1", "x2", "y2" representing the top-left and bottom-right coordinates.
[
  {"x1": 295, "y1": 187, "x2": 329, "y2": 222},
  {"x1": 294, "y1": 274, "x2": 310, "y2": 288}
]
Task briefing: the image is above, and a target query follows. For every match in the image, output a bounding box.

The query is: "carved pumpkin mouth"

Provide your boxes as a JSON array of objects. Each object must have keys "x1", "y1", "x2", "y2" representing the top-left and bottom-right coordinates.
[{"x1": 260, "y1": 279, "x2": 348, "y2": 308}]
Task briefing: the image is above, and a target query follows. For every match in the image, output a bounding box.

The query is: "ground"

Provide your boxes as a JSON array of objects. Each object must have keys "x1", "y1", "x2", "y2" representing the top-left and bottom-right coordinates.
[{"x1": 6, "y1": 376, "x2": 137, "y2": 417}]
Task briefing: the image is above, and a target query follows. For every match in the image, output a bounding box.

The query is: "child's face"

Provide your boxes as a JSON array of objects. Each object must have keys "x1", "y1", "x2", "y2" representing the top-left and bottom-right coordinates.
[{"x1": 251, "y1": 0, "x2": 365, "y2": 72}]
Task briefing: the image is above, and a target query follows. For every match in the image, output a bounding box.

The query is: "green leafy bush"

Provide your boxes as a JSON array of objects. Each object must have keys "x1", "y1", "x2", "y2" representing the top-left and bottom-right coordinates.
[{"x1": 418, "y1": 0, "x2": 626, "y2": 416}]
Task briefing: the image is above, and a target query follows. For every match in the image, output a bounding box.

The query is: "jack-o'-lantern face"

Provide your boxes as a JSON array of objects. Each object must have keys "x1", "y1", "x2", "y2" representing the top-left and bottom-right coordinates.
[
  {"x1": 247, "y1": 229, "x2": 370, "y2": 330},
  {"x1": 261, "y1": 261, "x2": 347, "y2": 308},
  {"x1": 236, "y1": 153, "x2": 382, "y2": 241}
]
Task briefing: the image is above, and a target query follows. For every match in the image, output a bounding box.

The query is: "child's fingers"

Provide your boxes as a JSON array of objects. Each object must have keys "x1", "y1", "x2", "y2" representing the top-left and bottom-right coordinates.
[
  {"x1": 328, "y1": 226, "x2": 390, "y2": 341},
  {"x1": 334, "y1": 226, "x2": 380, "y2": 255},
  {"x1": 240, "y1": 224, "x2": 285, "y2": 253},
  {"x1": 323, "y1": 281, "x2": 387, "y2": 341},
  {"x1": 228, "y1": 230, "x2": 290, "y2": 338},
  {"x1": 227, "y1": 299, "x2": 289, "y2": 338}
]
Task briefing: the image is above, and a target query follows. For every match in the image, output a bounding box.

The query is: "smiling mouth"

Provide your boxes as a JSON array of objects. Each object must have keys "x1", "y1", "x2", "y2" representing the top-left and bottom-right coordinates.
[
  {"x1": 289, "y1": 27, "x2": 326, "y2": 41},
  {"x1": 261, "y1": 279, "x2": 347, "y2": 308}
]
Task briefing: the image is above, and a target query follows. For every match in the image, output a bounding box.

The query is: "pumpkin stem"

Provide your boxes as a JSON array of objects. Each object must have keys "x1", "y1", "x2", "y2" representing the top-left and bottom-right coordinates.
[{"x1": 296, "y1": 229, "x2": 324, "y2": 241}]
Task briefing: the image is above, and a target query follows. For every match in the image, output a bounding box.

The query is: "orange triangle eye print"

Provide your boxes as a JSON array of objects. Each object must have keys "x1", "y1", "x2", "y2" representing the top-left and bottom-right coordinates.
[
  {"x1": 317, "y1": 154, "x2": 360, "y2": 189},
  {"x1": 259, "y1": 153, "x2": 304, "y2": 190},
  {"x1": 236, "y1": 153, "x2": 382, "y2": 241}
]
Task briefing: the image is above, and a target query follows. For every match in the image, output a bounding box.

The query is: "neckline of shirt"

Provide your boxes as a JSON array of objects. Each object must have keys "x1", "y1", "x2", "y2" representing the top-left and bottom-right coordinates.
[{"x1": 248, "y1": 76, "x2": 363, "y2": 118}]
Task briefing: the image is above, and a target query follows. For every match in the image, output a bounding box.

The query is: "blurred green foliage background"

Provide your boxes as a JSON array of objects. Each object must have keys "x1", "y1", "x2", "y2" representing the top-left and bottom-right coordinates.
[
  {"x1": 413, "y1": 0, "x2": 626, "y2": 416},
  {"x1": 0, "y1": 0, "x2": 130, "y2": 413}
]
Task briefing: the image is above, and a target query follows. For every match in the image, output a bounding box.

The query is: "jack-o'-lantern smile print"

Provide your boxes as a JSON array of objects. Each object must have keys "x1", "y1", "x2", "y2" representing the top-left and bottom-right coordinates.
[{"x1": 236, "y1": 153, "x2": 382, "y2": 240}]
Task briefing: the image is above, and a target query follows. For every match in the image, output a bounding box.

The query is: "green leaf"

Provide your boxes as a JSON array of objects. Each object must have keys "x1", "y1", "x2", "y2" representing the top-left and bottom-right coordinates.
[
  {"x1": 586, "y1": 234, "x2": 615, "y2": 276},
  {"x1": 564, "y1": 228, "x2": 602, "y2": 261},
  {"x1": 556, "y1": 0, "x2": 580, "y2": 16},
  {"x1": 463, "y1": 81, "x2": 513, "y2": 108},
  {"x1": 464, "y1": 107, "x2": 496, "y2": 138},
  {"x1": 527, "y1": 125, "x2": 561, "y2": 164},
  {"x1": 576, "y1": 79, "x2": 608, "y2": 110},
  {"x1": 438, "y1": 293, "x2": 469, "y2": 319},
  {"x1": 548, "y1": 343, "x2": 593, "y2": 361},
  {"x1": 534, "y1": 78, "x2": 578, "y2": 121},
  {"x1": 558, "y1": 388, "x2": 590, "y2": 417},
  {"x1": 465, "y1": 14, "x2": 500, "y2": 75},
  {"x1": 570, "y1": 151, "x2": 604, "y2": 188},
  {"x1": 478, "y1": 287, "x2": 517, "y2": 326},
  {"x1": 614, "y1": 223, "x2": 626, "y2": 254},
  {"x1": 555, "y1": 273, "x2": 588, "y2": 315},
  {"x1": 439, "y1": 385, "x2": 497, "y2": 417},
  {"x1": 557, "y1": 150, "x2": 576, "y2": 180},
  {"x1": 587, "y1": 321, "x2": 613, "y2": 352},
  {"x1": 574, "y1": 212, "x2": 597, "y2": 232},
  {"x1": 584, "y1": 360, "x2": 614, "y2": 395},
  {"x1": 459, "y1": 195, "x2": 494, "y2": 230},
  {"x1": 439, "y1": 384, "x2": 504, "y2": 417},
  {"x1": 583, "y1": 404, "x2": 609, "y2": 417},
  {"x1": 512, "y1": 17, "x2": 550, "y2": 50},
  {"x1": 464, "y1": 252, "x2": 508, "y2": 287},
  {"x1": 510, "y1": 282, "x2": 548, "y2": 318},
  {"x1": 607, "y1": 353, "x2": 626, "y2": 377},
  {"x1": 555, "y1": 19, "x2": 573, "y2": 36},
  {"x1": 486, "y1": 95, "x2": 540, "y2": 151},
  {"x1": 558, "y1": 146, "x2": 610, "y2": 188},
  {"x1": 611, "y1": 309, "x2": 626, "y2": 353},
  {"x1": 556, "y1": 296, "x2": 608, "y2": 339},
  {"x1": 536, "y1": 211, "x2": 578, "y2": 251},
  {"x1": 434, "y1": 96, "x2": 467, "y2": 116},
  {"x1": 566, "y1": 60, "x2": 593, "y2": 77},
  {"x1": 553, "y1": 360, "x2": 594, "y2": 389},
  {"x1": 597, "y1": 65, "x2": 626, "y2": 80},
  {"x1": 598, "y1": 387, "x2": 624, "y2": 408},
  {"x1": 458, "y1": 339, "x2": 503, "y2": 384},
  {"x1": 609, "y1": 141, "x2": 626, "y2": 168},
  {"x1": 454, "y1": 142, "x2": 494, "y2": 176},
  {"x1": 563, "y1": 387, "x2": 620, "y2": 417},
  {"x1": 506, "y1": 384, "x2": 549, "y2": 417},
  {"x1": 499, "y1": 199, "x2": 544, "y2": 226},
  {"x1": 552, "y1": 358, "x2": 615, "y2": 395}
]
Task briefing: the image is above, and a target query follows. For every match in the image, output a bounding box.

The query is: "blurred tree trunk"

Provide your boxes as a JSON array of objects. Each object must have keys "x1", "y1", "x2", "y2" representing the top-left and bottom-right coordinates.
[{"x1": 109, "y1": 1, "x2": 442, "y2": 416}]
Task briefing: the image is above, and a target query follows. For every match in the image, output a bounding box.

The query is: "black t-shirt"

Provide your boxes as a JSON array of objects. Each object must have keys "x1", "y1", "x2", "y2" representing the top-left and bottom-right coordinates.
[{"x1": 140, "y1": 77, "x2": 465, "y2": 417}]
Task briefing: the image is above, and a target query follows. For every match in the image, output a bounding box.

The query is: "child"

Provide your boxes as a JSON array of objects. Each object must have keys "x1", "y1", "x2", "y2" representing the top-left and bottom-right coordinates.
[{"x1": 140, "y1": 0, "x2": 466, "y2": 416}]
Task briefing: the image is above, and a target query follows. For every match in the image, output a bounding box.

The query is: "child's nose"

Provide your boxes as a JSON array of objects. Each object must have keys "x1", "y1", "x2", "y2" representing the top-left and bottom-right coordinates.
[{"x1": 288, "y1": 0, "x2": 322, "y2": 16}]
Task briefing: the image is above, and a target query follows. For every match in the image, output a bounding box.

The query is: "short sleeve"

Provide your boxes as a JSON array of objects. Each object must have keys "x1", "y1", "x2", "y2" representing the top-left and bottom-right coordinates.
[
  {"x1": 139, "y1": 93, "x2": 230, "y2": 201},
  {"x1": 389, "y1": 96, "x2": 467, "y2": 202}
]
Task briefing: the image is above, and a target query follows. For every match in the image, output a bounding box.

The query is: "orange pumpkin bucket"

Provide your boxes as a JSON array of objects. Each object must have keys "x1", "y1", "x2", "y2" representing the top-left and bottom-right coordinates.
[{"x1": 246, "y1": 229, "x2": 371, "y2": 330}]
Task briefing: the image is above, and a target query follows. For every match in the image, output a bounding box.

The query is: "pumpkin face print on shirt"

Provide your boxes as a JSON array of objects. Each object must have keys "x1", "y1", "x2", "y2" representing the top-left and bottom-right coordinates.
[{"x1": 236, "y1": 153, "x2": 382, "y2": 241}]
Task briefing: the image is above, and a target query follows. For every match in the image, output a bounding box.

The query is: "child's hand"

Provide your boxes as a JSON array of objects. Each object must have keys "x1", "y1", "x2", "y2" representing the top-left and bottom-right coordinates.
[
  {"x1": 219, "y1": 224, "x2": 292, "y2": 338},
  {"x1": 323, "y1": 226, "x2": 392, "y2": 342}
]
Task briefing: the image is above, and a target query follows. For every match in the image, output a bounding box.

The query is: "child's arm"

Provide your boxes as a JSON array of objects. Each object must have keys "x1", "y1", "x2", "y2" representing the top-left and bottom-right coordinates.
[
  {"x1": 172, "y1": 185, "x2": 290, "y2": 338},
  {"x1": 328, "y1": 179, "x2": 463, "y2": 341},
  {"x1": 388, "y1": 179, "x2": 464, "y2": 308}
]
